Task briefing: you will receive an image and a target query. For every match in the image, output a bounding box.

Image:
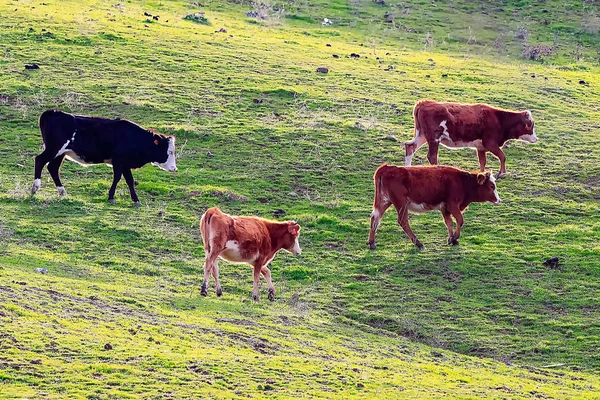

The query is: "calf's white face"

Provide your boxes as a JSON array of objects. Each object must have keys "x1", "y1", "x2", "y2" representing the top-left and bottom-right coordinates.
[
  {"x1": 292, "y1": 236, "x2": 302, "y2": 255},
  {"x1": 519, "y1": 131, "x2": 538, "y2": 143},
  {"x1": 283, "y1": 222, "x2": 302, "y2": 255},
  {"x1": 518, "y1": 110, "x2": 538, "y2": 144}
]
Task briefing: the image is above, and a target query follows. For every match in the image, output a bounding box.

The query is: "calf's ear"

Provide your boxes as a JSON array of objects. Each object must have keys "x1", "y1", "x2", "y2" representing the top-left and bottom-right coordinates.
[
  {"x1": 288, "y1": 222, "x2": 301, "y2": 236},
  {"x1": 477, "y1": 173, "x2": 487, "y2": 185}
]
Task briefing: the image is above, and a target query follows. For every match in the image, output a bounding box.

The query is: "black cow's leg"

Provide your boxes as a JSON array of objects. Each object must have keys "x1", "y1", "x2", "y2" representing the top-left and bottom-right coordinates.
[
  {"x1": 122, "y1": 168, "x2": 140, "y2": 205},
  {"x1": 32, "y1": 149, "x2": 55, "y2": 194},
  {"x1": 47, "y1": 155, "x2": 67, "y2": 196},
  {"x1": 108, "y1": 164, "x2": 123, "y2": 204}
]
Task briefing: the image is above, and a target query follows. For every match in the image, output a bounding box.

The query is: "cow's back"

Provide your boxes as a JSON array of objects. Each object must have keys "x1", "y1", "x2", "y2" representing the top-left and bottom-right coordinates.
[{"x1": 380, "y1": 165, "x2": 467, "y2": 206}]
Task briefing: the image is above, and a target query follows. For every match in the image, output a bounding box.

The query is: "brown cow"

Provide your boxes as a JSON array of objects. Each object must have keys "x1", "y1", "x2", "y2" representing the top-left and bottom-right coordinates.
[
  {"x1": 368, "y1": 164, "x2": 501, "y2": 249},
  {"x1": 199, "y1": 207, "x2": 301, "y2": 301},
  {"x1": 404, "y1": 100, "x2": 538, "y2": 178}
]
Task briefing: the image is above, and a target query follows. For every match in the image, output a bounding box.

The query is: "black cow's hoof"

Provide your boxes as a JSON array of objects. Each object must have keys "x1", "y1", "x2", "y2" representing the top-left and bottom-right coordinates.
[
  {"x1": 414, "y1": 240, "x2": 424, "y2": 249},
  {"x1": 268, "y1": 289, "x2": 275, "y2": 302},
  {"x1": 496, "y1": 172, "x2": 506, "y2": 179},
  {"x1": 200, "y1": 290, "x2": 207, "y2": 297},
  {"x1": 133, "y1": 201, "x2": 142, "y2": 207},
  {"x1": 368, "y1": 241, "x2": 376, "y2": 250},
  {"x1": 108, "y1": 198, "x2": 116, "y2": 204},
  {"x1": 252, "y1": 294, "x2": 259, "y2": 302},
  {"x1": 216, "y1": 288, "x2": 223, "y2": 297}
]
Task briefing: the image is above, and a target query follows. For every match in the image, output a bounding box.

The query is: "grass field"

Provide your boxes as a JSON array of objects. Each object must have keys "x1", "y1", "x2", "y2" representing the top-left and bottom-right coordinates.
[{"x1": 1, "y1": 0, "x2": 599, "y2": 398}]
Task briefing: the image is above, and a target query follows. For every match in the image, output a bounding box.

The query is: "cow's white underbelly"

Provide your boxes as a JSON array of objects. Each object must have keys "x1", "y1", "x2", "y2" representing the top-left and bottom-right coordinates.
[
  {"x1": 440, "y1": 138, "x2": 485, "y2": 151},
  {"x1": 65, "y1": 151, "x2": 112, "y2": 167},
  {"x1": 407, "y1": 202, "x2": 445, "y2": 214},
  {"x1": 220, "y1": 240, "x2": 256, "y2": 263}
]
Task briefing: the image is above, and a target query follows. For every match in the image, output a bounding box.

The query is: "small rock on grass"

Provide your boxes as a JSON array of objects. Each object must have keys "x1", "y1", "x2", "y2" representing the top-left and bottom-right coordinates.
[
  {"x1": 385, "y1": 135, "x2": 398, "y2": 142},
  {"x1": 104, "y1": 343, "x2": 113, "y2": 350},
  {"x1": 316, "y1": 66, "x2": 329, "y2": 73},
  {"x1": 25, "y1": 64, "x2": 40, "y2": 70},
  {"x1": 543, "y1": 256, "x2": 559, "y2": 268},
  {"x1": 34, "y1": 267, "x2": 48, "y2": 274}
]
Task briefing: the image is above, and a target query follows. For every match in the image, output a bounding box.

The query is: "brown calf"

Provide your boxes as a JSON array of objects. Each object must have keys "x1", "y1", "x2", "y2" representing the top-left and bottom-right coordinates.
[
  {"x1": 405, "y1": 100, "x2": 538, "y2": 178},
  {"x1": 368, "y1": 164, "x2": 501, "y2": 249},
  {"x1": 199, "y1": 207, "x2": 301, "y2": 301}
]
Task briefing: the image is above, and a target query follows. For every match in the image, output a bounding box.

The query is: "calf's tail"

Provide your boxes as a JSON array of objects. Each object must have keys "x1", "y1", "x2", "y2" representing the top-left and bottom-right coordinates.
[
  {"x1": 369, "y1": 165, "x2": 388, "y2": 249},
  {"x1": 200, "y1": 208, "x2": 216, "y2": 253},
  {"x1": 412, "y1": 102, "x2": 422, "y2": 138}
]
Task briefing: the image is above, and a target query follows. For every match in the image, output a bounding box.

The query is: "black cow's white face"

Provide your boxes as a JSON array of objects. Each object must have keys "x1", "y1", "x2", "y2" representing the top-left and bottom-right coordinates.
[{"x1": 151, "y1": 136, "x2": 177, "y2": 172}]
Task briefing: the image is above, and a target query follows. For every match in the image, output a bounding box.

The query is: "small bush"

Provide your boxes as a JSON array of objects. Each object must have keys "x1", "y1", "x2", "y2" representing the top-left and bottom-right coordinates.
[
  {"x1": 246, "y1": 1, "x2": 286, "y2": 24},
  {"x1": 183, "y1": 12, "x2": 209, "y2": 25},
  {"x1": 582, "y1": 15, "x2": 600, "y2": 34},
  {"x1": 522, "y1": 44, "x2": 555, "y2": 60},
  {"x1": 515, "y1": 26, "x2": 529, "y2": 40}
]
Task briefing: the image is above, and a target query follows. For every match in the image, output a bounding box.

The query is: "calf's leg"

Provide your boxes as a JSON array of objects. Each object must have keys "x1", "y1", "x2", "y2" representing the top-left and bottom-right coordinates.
[
  {"x1": 485, "y1": 143, "x2": 507, "y2": 179},
  {"x1": 368, "y1": 202, "x2": 391, "y2": 250},
  {"x1": 442, "y1": 210, "x2": 458, "y2": 245},
  {"x1": 211, "y1": 261, "x2": 222, "y2": 297},
  {"x1": 47, "y1": 155, "x2": 67, "y2": 196},
  {"x1": 122, "y1": 168, "x2": 141, "y2": 205},
  {"x1": 477, "y1": 150, "x2": 487, "y2": 172},
  {"x1": 448, "y1": 206, "x2": 464, "y2": 244},
  {"x1": 252, "y1": 264, "x2": 262, "y2": 301},
  {"x1": 397, "y1": 206, "x2": 423, "y2": 249},
  {"x1": 261, "y1": 266, "x2": 275, "y2": 301},
  {"x1": 404, "y1": 133, "x2": 427, "y2": 166},
  {"x1": 426, "y1": 140, "x2": 440, "y2": 165},
  {"x1": 201, "y1": 252, "x2": 219, "y2": 297}
]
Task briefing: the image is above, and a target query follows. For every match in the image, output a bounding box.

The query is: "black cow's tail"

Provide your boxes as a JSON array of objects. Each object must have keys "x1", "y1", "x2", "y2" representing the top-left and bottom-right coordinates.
[
  {"x1": 38, "y1": 110, "x2": 56, "y2": 145},
  {"x1": 38, "y1": 110, "x2": 76, "y2": 147}
]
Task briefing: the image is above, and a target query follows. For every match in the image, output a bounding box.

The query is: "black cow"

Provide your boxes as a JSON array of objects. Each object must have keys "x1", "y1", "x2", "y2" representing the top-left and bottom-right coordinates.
[{"x1": 31, "y1": 110, "x2": 177, "y2": 205}]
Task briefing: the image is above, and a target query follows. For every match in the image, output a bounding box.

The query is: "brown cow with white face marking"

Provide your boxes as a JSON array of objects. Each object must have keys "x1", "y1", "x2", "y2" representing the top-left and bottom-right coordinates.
[
  {"x1": 404, "y1": 100, "x2": 538, "y2": 178},
  {"x1": 368, "y1": 164, "x2": 501, "y2": 249},
  {"x1": 199, "y1": 207, "x2": 301, "y2": 302}
]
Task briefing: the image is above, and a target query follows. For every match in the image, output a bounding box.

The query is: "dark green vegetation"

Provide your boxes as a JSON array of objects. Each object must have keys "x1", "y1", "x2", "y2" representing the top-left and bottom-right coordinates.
[{"x1": 1, "y1": 0, "x2": 599, "y2": 398}]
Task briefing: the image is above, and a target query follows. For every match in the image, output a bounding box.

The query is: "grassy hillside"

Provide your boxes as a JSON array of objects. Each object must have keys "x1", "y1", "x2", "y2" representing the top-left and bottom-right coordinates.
[{"x1": 1, "y1": 0, "x2": 599, "y2": 398}]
